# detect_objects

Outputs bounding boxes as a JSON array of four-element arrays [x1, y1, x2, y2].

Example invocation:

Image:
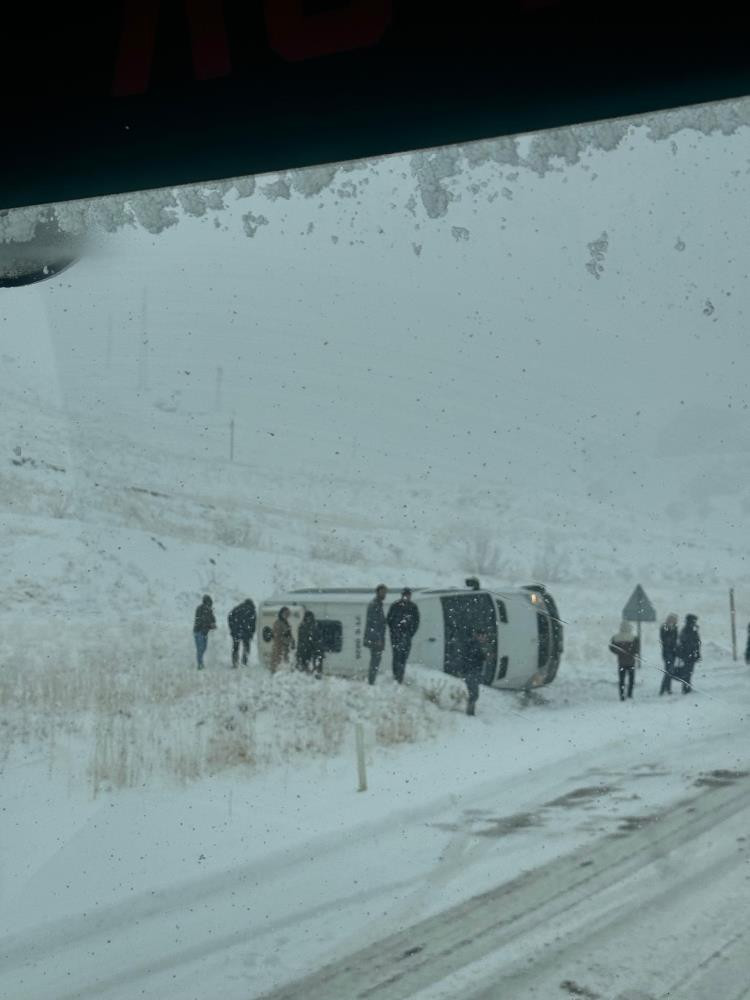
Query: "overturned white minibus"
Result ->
[[258, 581, 562, 689]]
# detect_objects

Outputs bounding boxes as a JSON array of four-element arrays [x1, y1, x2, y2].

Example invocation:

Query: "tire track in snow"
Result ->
[[257, 775, 750, 999]]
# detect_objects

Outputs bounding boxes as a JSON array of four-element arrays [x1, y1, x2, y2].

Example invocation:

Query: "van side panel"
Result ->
[[258, 588, 561, 690]]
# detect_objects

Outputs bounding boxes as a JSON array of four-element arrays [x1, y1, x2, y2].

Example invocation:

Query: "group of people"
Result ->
[[192, 585, 492, 717], [268, 606, 326, 676], [363, 585, 421, 685], [608, 613, 702, 700], [196, 591, 744, 714], [364, 585, 485, 715], [193, 595, 257, 670], [192, 596, 326, 676]]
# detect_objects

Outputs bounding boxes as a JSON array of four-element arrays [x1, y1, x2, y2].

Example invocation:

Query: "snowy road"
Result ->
[[2, 685, 749, 1000], [260, 771, 750, 1000]]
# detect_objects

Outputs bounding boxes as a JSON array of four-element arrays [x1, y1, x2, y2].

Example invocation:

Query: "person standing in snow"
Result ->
[[609, 621, 639, 701], [677, 613, 701, 694], [296, 609, 324, 674], [228, 598, 256, 668], [745, 622, 750, 666], [386, 588, 420, 683], [658, 612, 679, 695], [463, 626, 488, 716], [270, 606, 295, 673], [193, 594, 216, 669], [364, 584, 388, 685]]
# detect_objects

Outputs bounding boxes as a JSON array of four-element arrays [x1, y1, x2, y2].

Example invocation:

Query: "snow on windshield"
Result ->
[[3, 95, 750, 241]]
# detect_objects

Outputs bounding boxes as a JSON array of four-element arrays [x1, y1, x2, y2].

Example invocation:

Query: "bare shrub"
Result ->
[[309, 536, 366, 566], [458, 528, 505, 577], [212, 513, 262, 549], [418, 675, 466, 712], [47, 489, 78, 519], [421, 679, 446, 706], [532, 532, 566, 583]]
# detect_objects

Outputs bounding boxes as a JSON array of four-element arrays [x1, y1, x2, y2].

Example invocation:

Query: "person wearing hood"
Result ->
[[659, 613, 679, 695], [228, 598, 256, 668], [609, 621, 640, 701], [677, 613, 701, 694], [193, 594, 216, 669], [386, 588, 420, 683], [271, 606, 295, 673]]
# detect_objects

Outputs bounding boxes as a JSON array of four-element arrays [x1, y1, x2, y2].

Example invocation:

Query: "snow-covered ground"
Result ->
[[2, 107, 750, 998], [3, 655, 748, 999]]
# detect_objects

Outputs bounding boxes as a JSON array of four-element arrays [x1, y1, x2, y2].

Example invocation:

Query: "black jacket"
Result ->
[[228, 601, 256, 639], [194, 602, 216, 634], [387, 599, 420, 645], [297, 615, 323, 662], [609, 636, 639, 669], [746, 625, 750, 665], [678, 623, 701, 663], [659, 624, 678, 657], [364, 598, 386, 648]]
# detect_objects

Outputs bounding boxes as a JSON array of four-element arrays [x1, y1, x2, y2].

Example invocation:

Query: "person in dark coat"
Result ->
[[677, 613, 701, 694], [609, 621, 639, 701], [228, 598, 256, 668], [193, 594, 216, 669], [745, 622, 750, 666], [364, 584, 387, 685], [463, 627, 488, 716], [297, 610, 324, 675], [658, 612, 679, 695], [386, 588, 420, 683]]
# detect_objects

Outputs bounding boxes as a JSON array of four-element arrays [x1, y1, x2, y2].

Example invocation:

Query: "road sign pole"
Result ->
[[622, 585, 656, 677], [637, 621, 642, 669]]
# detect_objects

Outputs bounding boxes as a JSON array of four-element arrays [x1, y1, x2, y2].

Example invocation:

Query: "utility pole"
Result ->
[[106, 314, 112, 369], [215, 366, 224, 411], [138, 289, 149, 392], [730, 587, 737, 661], [230, 416, 235, 462]]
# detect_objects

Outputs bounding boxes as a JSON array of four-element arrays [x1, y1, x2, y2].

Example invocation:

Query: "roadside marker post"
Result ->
[[355, 722, 367, 793]]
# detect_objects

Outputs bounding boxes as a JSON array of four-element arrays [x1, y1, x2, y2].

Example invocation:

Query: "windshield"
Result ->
[[2, 99, 749, 1000]]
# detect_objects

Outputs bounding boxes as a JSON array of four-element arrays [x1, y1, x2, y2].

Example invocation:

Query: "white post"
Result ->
[[730, 587, 737, 661], [230, 417, 235, 463], [355, 722, 367, 792]]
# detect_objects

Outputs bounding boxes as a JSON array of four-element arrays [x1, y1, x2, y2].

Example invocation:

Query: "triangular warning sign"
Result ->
[[622, 584, 656, 623]]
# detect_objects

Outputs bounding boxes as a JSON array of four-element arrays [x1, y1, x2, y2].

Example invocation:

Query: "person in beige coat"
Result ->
[[271, 606, 295, 672]]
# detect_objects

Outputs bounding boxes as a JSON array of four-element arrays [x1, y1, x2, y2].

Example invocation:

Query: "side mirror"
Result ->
[[0, 213, 81, 288]]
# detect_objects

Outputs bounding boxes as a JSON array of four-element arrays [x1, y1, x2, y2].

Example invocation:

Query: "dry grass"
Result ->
[[0, 624, 446, 796]]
